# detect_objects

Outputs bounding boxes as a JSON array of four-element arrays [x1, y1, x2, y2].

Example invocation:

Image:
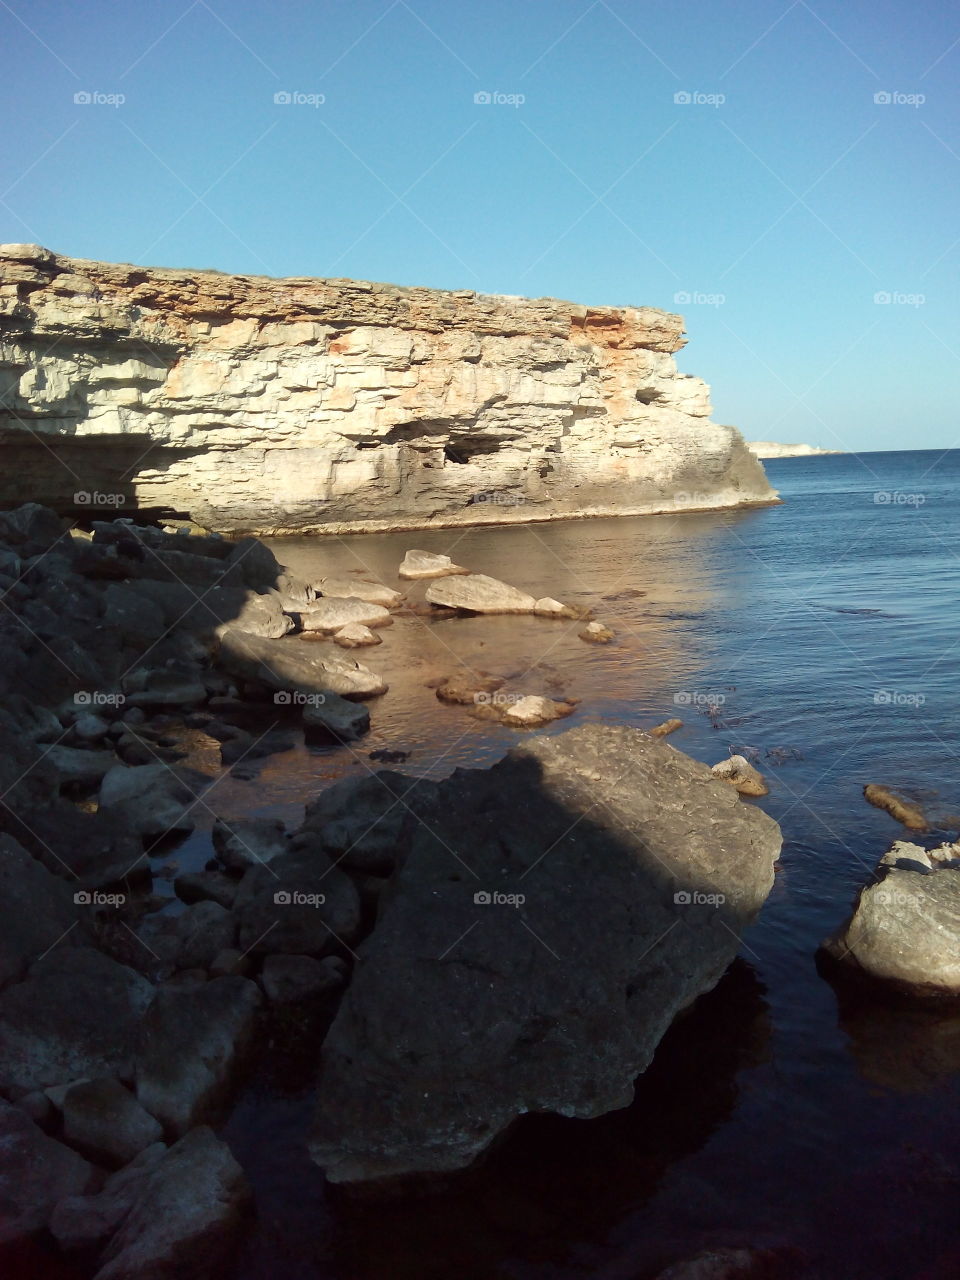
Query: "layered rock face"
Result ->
[[0, 244, 775, 534]]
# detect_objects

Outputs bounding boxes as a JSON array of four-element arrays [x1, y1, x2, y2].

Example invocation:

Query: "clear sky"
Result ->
[[2, 1, 957, 451]]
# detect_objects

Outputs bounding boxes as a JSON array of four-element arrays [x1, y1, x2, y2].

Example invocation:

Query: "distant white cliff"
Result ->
[[747, 441, 843, 459]]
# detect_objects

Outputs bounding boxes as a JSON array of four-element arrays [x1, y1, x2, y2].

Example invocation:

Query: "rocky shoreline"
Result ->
[[1, 502, 955, 1278]]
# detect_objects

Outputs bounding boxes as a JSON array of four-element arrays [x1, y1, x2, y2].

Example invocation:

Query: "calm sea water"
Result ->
[[216, 449, 960, 1280]]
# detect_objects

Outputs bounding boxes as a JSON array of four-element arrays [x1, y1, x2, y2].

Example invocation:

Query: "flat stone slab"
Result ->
[[311, 723, 782, 1184], [218, 628, 387, 699], [425, 573, 536, 614]]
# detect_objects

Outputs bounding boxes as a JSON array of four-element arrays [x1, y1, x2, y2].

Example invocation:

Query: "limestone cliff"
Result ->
[[0, 244, 775, 534], [747, 441, 842, 459]]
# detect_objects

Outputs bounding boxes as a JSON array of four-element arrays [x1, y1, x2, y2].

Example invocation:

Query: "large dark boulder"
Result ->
[[310, 723, 782, 1184], [0, 1099, 99, 1244], [0, 948, 154, 1095]]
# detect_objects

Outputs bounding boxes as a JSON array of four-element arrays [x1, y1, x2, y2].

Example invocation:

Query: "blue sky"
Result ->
[[2, 0, 958, 451]]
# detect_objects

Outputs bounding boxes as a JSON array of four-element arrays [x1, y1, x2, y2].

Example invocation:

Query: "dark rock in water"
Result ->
[[97, 763, 209, 841], [58, 1077, 163, 1168], [0, 948, 154, 1095], [369, 748, 410, 763], [0, 833, 80, 990], [134, 977, 262, 1137], [295, 770, 439, 876], [51, 1128, 250, 1278], [232, 849, 362, 957], [310, 723, 782, 1185], [212, 816, 288, 872], [174, 870, 240, 910], [0, 1098, 99, 1244]]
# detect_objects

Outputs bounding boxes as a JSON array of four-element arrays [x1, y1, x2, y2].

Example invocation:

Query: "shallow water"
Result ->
[[208, 450, 958, 1279]]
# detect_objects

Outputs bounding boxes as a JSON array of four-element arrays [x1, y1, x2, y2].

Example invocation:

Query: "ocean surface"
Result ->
[[195, 449, 958, 1280]]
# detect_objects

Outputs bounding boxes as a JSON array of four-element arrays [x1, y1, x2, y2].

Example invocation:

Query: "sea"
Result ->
[[178, 449, 960, 1280]]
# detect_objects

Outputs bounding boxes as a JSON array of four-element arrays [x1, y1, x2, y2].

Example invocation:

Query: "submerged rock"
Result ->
[[579, 620, 615, 643], [398, 550, 467, 579], [299, 597, 391, 633], [333, 621, 382, 648], [315, 576, 403, 607], [425, 572, 536, 614], [311, 722, 781, 1184], [863, 783, 928, 831], [712, 754, 769, 797]]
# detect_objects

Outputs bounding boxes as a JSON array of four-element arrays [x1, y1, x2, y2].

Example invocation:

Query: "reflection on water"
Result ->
[[195, 452, 960, 1278]]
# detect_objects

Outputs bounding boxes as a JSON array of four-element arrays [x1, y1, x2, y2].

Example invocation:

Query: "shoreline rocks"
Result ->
[[310, 722, 782, 1185]]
